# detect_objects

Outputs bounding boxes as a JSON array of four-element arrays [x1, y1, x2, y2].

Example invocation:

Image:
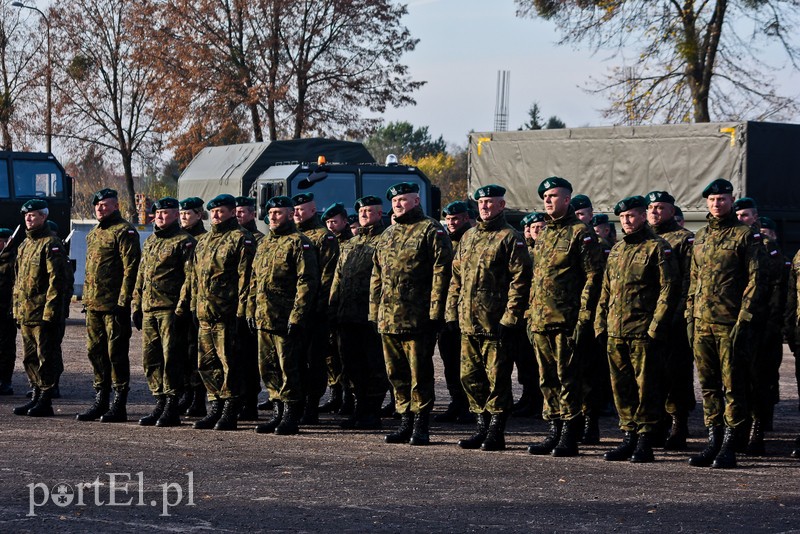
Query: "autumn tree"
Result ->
[[365, 121, 447, 164], [401, 148, 467, 207], [516, 0, 800, 123]]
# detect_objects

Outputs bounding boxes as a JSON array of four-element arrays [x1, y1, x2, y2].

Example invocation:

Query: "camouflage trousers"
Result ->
[[326, 327, 345, 389], [529, 329, 582, 422], [338, 323, 388, 406], [141, 310, 184, 396], [382, 332, 436, 414], [749, 323, 782, 419], [197, 319, 242, 400], [663, 318, 696, 417], [0, 317, 17, 384], [86, 310, 131, 391], [460, 335, 513, 415], [20, 323, 59, 390], [301, 313, 330, 402], [513, 329, 539, 389], [437, 326, 469, 408], [607, 337, 663, 434], [239, 319, 261, 403], [693, 321, 749, 428], [257, 330, 303, 404], [182, 318, 203, 389], [580, 333, 612, 418]]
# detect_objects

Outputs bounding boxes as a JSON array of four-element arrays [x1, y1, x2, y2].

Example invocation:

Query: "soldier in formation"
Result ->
[[0, 227, 17, 396]]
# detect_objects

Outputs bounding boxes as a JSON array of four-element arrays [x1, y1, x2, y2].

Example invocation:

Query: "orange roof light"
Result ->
[[317, 155, 326, 165]]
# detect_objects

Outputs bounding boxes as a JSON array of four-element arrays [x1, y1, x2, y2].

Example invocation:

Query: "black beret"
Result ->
[[206, 194, 236, 210], [591, 214, 610, 226], [291, 192, 315, 206], [474, 184, 506, 200], [570, 194, 592, 210], [347, 214, 358, 224], [674, 206, 684, 217], [92, 188, 118, 205], [235, 196, 256, 208], [613, 195, 647, 216], [733, 197, 757, 211], [321, 202, 347, 221], [386, 181, 420, 200], [21, 199, 48, 213], [702, 178, 734, 198], [0, 228, 12, 239], [537, 176, 572, 199], [645, 191, 675, 205], [265, 196, 294, 209], [151, 196, 179, 212], [442, 201, 469, 217], [355, 195, 383, 210], [759, 216, 776, 230], [179, 197, 204, 210], [47, 220, 59, 233]]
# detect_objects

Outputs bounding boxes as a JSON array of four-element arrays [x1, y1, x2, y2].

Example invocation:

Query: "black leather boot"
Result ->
[[185, 386, 207, 417], [630, 432, 655, 463], [257, 398, 274, 411], [100, 389, 128, 423], [156, 395, 182, 427], [551, 417, 581, 457], [76, 389, 110, 421], [300, 395, 320, 425], [481, 413, 508, 451], [604, 431, 638, 461], [581, 415, 600, 445], [338, 387, 355, 416], [410, 411, 430, 446], [256, 401, 284, 434], [214, 398, 239, 431], [712, 426, 738, 469], [353, 398, 383, 430], [139, 396, 166, 426], [275, 402, 301, 435], [458, 412, 490, 450], [318, 385, 342, 413], [238, 395, 259, 421], [435, 400, 471, 423], [14, 387, 40, 415], [27, 388, 54, 417], [177, 389, 193, 414], [689, 426, 724, 467], [745, 418, 765, 456], [528, 419, 562, 455], [664, 414, 689, 451], [385, 411, 414, 444], [194, 398, 223, 429]]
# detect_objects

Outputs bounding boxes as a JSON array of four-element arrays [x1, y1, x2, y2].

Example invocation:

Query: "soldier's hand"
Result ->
[[445, 320, 459, 333], [595, 330, 608, 351], [132, 310, 143, 331], [113, 305, 130, 325], [686, 320, 694, 346], [572, 320, 591, 348], [498, 324, 516, 343], [731, 320, 750, 349], [247, 317, 257, 333], [287, 323, 304, 339]]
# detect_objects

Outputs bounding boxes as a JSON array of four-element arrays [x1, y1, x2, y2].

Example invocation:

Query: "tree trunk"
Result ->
[[121, 152, 138, 223]]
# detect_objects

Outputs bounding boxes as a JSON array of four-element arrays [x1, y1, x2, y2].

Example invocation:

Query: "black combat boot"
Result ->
[[139, 395, 166, 426], [481, 413, 508, 452], [630, 433, 655, 463], [338, 387, 355, 416], [604, 431, 638, 461], [27, 388, 54, 417], [300, 395, 320, 425], [214, 398, 239, 431], [318, 385, 343, 413], [100, 389, 128, 423], [256, 401, 284, 434], [734, 419, 751, 453], [354, 398, 383, 430], [238, 395, 259, 421], [185, 386, 207, 417], [745, 418, 765, 456], [458, 412, 490, 450], [528, 419, 562, 455], [385, 411, 414, 444], [711, 426, 738, 469], [177, 389, 193, 414], [581, 415, 600, 445], [76, 389, 111, 421], [689, 426, 724, 467], [664, 414, 689, 451], [14, 388, 41, 415], [275, 402, 301, 435], [551, 417, 581, 457], [257, 398, 274, 411], [409, 411, 431, 446], [156, 395, 182, 427], [194, 398, 223, 429]]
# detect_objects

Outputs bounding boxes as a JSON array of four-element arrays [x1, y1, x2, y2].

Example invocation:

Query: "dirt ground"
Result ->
[[1, 303, 799, 533]]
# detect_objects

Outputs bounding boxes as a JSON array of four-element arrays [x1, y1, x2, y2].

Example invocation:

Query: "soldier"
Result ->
[[446, 185, 531, 451], [45, 220, 73, 399], [370, 181, 453, 446], [248, 196, 319, 436], [132, 197, 196, 427], [330, 195, 388, 429], [646, 190, 696, 450], [595, 196, 678, 462], [686, 178, 762, 469], [592, 214, 614, 250], [527, 177, 605, 458], [0, 228, 17, 395], [435, 200, 473, 424], [11, 200, 69, 417], [347, 213, 360, 236], [674, 206, 686, 228], [190, 194, 255, 431], [570, 194, 594, 225], [77, 189, 141, 423]]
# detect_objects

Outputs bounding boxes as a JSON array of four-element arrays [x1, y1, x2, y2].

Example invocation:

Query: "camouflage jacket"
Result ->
[[448, 222, 472, 254], [595, 225, 678, 340], [83, 211, 141, 311], [247, 221, 319, 331], [330, 222, 385, 324], [190, 216, 255, 322], [652, 219, 694, 317], [49, 229, 74, 316], [525, 237, 536, 263], [0, 246, 16, 319], [241, 220, 265, 245], [13, 225, 69, 324], [760, 236, 788, 328], [298, 215, 339, 313], [686, 212, 763, 325], [598, 235, 613, 259], [784, 249, 800, 346], [528, 207, 605, 332], [369, 206, 453, 334], [184, 221, 207, 238], [132, 221, 196, 314], [445, 213, 532, 335]]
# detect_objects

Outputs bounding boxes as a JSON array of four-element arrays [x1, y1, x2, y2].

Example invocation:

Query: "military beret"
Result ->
[[321, 202, 347, 221], [702, 178, 734, 198], [386, 181, 420, 200], [235, 196, 256, 208], [46, 220, 59, 233], [645, 191, 675, 205], [206, 194, 236, 210], [733, 197, 757, 211], [151, 196, 179, 213], [354, 195, 383, 210], [537, 176, 572, 199], [759, 216, 777, 230], [265, 196, 294, 209], [519, 212, 546, 229], [442, 201, 469, 217], [613, 195, 647, 216], [0, 228, 12, 239], [474, 184, 506, 200], [20, 198, 48, 213], [591, 213, 610, 226], [179, 197, 204, 210], [291, 192, 314, 206], [468, 208, 479, 220], [570, 194, 592, 211], [347, 214, 358, 224], [674, 206, 684, 217], [92, 188, 118, 205]]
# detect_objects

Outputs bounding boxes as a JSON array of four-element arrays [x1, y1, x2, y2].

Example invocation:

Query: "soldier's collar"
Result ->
[[545, 206, 577, 227], [154, 220, 181, 237], [394, 206, 425, 224], [622, 224, 652, 244], [98, 210, 123, 229], [360, 221, 385, 237], [297, 214, 323, 232], [707, 211, 738, 229], [448, 222, 471, 242], [25, 224, 50, 239], [211, 216, 239, 233], [269, 220, 297, 236], [651, 218, 680, 234], [477, 212, 506, 231]]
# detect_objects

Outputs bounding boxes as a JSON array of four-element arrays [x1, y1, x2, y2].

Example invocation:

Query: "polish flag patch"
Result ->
[[583, 236, 593, 243], [753, 233, 761, 240], [664, 249, 672, 256], [51, 247, 60, 252], [127, 230, 136, 235], [516, 240, 525, 247], [770, 249, 778, 256], [688, 237, 695, 243], [302, 243, 310, 250]]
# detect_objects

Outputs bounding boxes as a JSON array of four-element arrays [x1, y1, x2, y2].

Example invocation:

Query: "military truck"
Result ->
[[177, 138, 440, 233], [468, 121, 800, 254]]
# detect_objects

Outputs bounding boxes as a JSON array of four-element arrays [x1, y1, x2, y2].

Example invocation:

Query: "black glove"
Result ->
[[445, 320, 459, 333], [132, 310, 143, 331], [731, 320, 750, 350], [192, 312, 200, 330], [287, 323, 304, 339], [113, 305, 130, 326], [572, 320, 592, 348], [498, 323, 516, 343], [427, 319, 444, 334], [247, 317, 257, 333], [686, 319, 694, 346], [595, 330, 608, 351]]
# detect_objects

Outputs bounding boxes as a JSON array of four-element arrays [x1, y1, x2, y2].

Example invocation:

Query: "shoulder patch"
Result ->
[[51, 246, 60, 252], [583, 236, 593, 243], [244, 240, 253, 245], [664, 248, 672, 256], [515, 240, 525, 247], [184, 242, 194, 248], [127, 229, 136, 235], [302, 243, 310, 250], [436, 229, 445, 235], [687, 237, 695, 243], [770, 249, 778, 256], [326, 235, 335, 241], [753, 232, 761, 240]]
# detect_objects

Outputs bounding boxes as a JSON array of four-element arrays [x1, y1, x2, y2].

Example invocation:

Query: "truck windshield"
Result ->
[[362, 173, 427, 215], [12, 160, 65, 199], [290, 171, 357, 214]]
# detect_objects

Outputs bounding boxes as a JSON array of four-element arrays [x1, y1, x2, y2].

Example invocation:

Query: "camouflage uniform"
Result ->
[[326, 225, 354, 399], [83, 210, 141, 393], [181, 220, 206, 392], [785, 250, 800, 405], [595, 225, 678, 434], [239, 220, 265, 413], [49, 228, 74, 387], [514, 238, 541, 412], [0, 243, 17, 389], [369, 205, 453, 415]]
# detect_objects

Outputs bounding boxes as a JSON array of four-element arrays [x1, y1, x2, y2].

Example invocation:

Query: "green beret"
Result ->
[[442, 201, 469, 217], [591, 214, 610, 226], [266, 196, 294, 209], [0, 228, 11, 239], [321, 202, 347, 221], [759, 216, 776, 230], [702, 178, 733, 198], [537, 176, 572, 199], [151, 196, 179, 213], [92, 188, 118, 205], [235, 196, 256, 208], [347, 214, 358, 224], [291, 192, 314, 206], [46, 220, 59, 233], [733, 197, 757, 211], [355, 196, 383, 210], [206, 194, 236, 210], [613, 195, 647, 216], [386, 181, 420, 200], [520, 212, 545, 229], [674, 206, 684, 217], [21, 199, 48, 213], [474, 184, 506, 200], [570, 194, 592, 210], [179, 197, 204, 210], [645, 191, 675, 205]]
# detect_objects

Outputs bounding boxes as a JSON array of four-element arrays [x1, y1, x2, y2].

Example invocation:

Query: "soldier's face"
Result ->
[[478, 197, 505, 221], [445, 212, 469, 234], [24, 210, 47, 230], [180, 209, 202, 228], [0, 238, 7, 252], [269, 207, 293, 229], [530, 221, 546, 240], [620, 208, 647, 234], [707, 194, 733, 218], [574, 207, 593, 224], [761, 227, 777, 240], [523, 225, 531, 239], [155, 208, 179, 229], [210, 206, 234, 225], [736, 208, 758, 227], [350, 222, 360, 234], [236, 206, 256, 225], [293, 202, 315, 223], [94, 198, 118, 221], [392, 193, 419, 217], [325, 214, 348, 234], [647, 201, 675, 226], [359, 205, 382, 226], [594, 223, 611, 239], [543, 188, 570, 218]]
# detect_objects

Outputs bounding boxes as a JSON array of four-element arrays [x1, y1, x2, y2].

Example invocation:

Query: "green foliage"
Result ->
[[365, 121, 447, 163]]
